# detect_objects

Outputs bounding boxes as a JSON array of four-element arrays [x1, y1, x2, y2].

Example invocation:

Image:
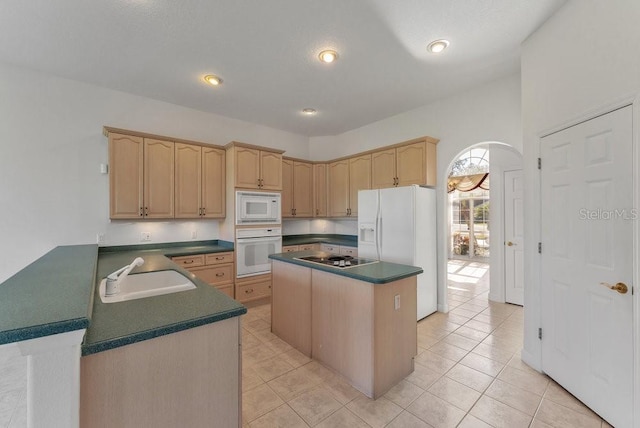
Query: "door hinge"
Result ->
[[538, 242, 542, 254], [537, 157, 541, 170], [538, 328, 543, 340]]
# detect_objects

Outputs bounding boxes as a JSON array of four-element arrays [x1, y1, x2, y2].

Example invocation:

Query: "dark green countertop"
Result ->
[[270, 250, 423, 284], [282, 234, 357, 247], [83, 245, 245, 356], [0, 240, 245, 354], [0, 245, 97, 344]]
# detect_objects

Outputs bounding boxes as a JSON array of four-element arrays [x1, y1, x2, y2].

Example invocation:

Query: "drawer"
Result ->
[[282, 245, 299, 253], [205, 252, 234, 265], [339, 246, 358, 257], [172, 254, 205, 268], [299, 244, 319, 251], [190, 265, 233, 285], [320, 244, 338, 253], [236, 280, 271, 302]]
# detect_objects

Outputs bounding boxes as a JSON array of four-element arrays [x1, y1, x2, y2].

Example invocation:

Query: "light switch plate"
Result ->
[[394, 294, 400, 310]]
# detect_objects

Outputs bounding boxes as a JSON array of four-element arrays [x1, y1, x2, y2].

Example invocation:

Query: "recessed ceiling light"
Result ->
[[204, 74, 223, 86], [318, 50, 338, 63], [302, 108, 317, 115], [427, 39, 450, 54]]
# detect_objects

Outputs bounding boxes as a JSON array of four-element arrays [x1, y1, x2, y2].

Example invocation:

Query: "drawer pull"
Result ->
[[216, 256, 224, 260], [216, 273, 225, 277], [183, 260, 194, 264], [245, 288, 254, 294]]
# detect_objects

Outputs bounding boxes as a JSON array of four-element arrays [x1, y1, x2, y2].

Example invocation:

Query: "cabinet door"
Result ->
[[328, 160, 349, 217], [348, 154, 371, 216], [293, 161, 314, 217], [144, 139, 175, 218], [202, 147, 226, 218], [109, 133, 144, 219], [281, 159, 294, 217], [174, 143, 202, 218], [371, 149, 396, 189], [425, 141, 437, 186], [234, 147, 260, 189], [396, 141, 427, 187], [314, 164, 328, 217], [260, 151, 283, 190]]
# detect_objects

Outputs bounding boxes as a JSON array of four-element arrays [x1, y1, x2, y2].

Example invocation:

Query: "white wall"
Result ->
[[0, 62, 309, 282], [309, 74, 523, 311], [520, 0, 640, 369]]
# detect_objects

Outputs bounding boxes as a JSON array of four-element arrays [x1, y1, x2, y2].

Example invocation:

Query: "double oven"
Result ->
[[235, 191, 282, 278]]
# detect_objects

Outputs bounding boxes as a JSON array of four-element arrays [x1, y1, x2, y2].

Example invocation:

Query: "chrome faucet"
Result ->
[[105, 257, 144, 296]]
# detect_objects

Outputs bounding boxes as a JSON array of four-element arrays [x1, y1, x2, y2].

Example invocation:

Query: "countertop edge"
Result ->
[[0, 318, 90, 346], [270, 253, 423, 284], [81, 306, 246, 356]]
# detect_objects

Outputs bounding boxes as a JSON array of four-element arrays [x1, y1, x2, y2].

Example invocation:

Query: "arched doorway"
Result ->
[[445, 142, 523, 309]]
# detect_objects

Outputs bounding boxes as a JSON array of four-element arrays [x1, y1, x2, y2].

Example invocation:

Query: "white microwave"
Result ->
[[236, 191, 281, 225]]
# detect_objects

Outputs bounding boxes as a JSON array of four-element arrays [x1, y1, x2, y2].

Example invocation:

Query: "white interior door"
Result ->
[[540, 106, 633, 427], [504, 169, 524, 305]]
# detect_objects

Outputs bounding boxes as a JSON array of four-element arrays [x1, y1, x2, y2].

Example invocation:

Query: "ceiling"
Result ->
[[0, 0, 565, 137]]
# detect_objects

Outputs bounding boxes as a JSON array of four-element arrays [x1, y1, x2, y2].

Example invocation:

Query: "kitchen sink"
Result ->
[[98, 270, 196, 303]]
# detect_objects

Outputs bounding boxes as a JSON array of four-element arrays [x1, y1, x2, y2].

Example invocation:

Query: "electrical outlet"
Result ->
[[140, 232, 151, 242], [191, 230, 197, 239], [96, 233, 105, 245], [394, 294, 400, 310]]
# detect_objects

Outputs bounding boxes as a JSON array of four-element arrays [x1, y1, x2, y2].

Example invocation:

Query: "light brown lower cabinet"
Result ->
[[236, 272, 272, 303], [271, 260, 417, 399], [173, 251, 234, 297], [80, 317, 241, 427]]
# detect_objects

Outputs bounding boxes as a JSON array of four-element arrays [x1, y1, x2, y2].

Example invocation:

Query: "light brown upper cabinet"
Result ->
[[282, 159, 314, 218], [328, 159, 349, 217], [328, 154, 371, 217], [175, 143, 225, 218], [109, 133, 174, 219], [314, 163, 328, 217], [347, 154, 371, 217], [371, 139, 438, 188], [234, 146, 282, 190]]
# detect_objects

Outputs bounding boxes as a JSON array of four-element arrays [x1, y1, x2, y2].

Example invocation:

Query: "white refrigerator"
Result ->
[[358, 185, 437, 320]]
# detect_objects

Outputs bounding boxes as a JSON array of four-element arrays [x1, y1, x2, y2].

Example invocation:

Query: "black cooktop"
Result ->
[[295, 254, 379, 269]]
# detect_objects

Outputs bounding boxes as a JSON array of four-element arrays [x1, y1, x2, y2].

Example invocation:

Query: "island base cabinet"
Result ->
[[80, 318, 241, 428], [311, 270, 417, 399], [271, 261, 312, 356]]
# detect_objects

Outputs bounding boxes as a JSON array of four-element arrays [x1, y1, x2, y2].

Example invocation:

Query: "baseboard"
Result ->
[[520, 347, 542, 372]]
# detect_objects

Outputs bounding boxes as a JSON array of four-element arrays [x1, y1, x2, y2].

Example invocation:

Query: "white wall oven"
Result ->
[[235, 228, 282, 278], [236, 191, 281, 225]]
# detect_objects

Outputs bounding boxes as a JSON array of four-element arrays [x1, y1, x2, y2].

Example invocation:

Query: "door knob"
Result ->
[[506, 241, 516, 246], [600, 282, 628, 294]]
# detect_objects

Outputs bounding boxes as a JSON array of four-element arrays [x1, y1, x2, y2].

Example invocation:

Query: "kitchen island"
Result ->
[[269, 250, 423, 399]]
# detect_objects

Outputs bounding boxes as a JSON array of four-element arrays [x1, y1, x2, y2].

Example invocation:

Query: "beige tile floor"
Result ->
[[241, 259, 614, 428]]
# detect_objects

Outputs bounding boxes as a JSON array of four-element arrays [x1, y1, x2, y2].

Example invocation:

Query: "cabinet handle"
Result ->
[[202, 207, 206, 216], [139, 207, 143, 217], [183, 260, 194, 264], [144, 207, 149, 216], [294, 208, 297, 216], [316, 208, 319, 215], [216, 273, 225, 277], [216, 256, 224, 260], [245, 288, 254, 294]]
